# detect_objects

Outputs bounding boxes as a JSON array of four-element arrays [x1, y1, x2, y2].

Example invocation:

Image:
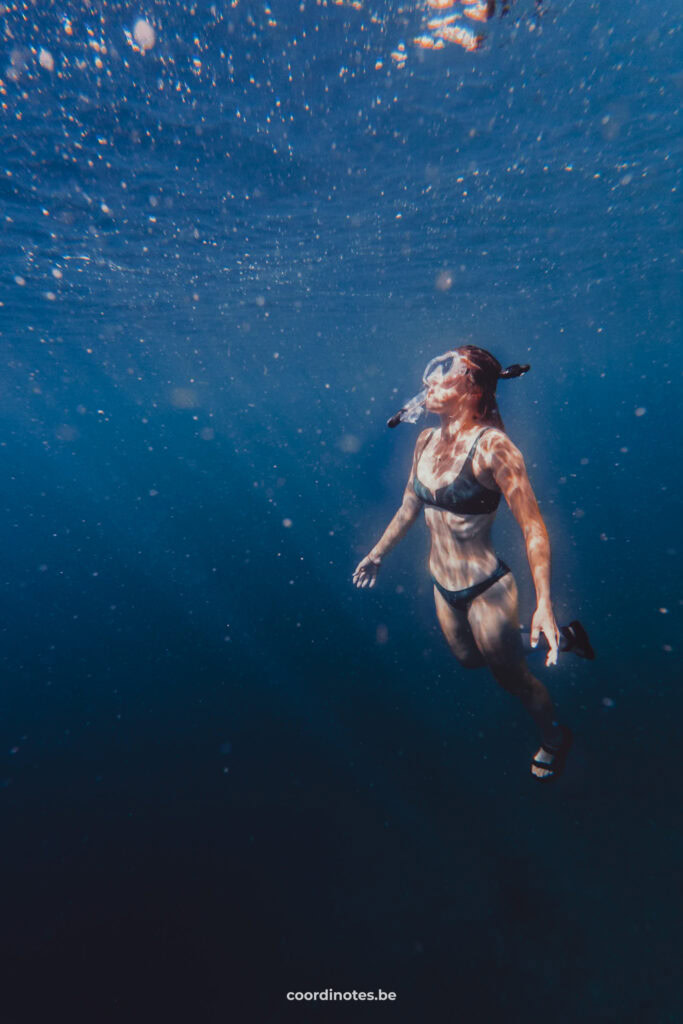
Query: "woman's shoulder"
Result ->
[[479, 423, 507, 438], [476, 426, 525, 469], [479, 424, 512, 448], [415, 426, 435, 451], [410, 427, 435, 470]]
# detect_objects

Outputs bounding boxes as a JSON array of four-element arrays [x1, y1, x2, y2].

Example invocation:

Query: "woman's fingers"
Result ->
[[352, 561, 367, 584], [543, 626, 560, 666], [531, 608, 560, 664], [352, 556, 380, 588], [353, 559, 371, 585]]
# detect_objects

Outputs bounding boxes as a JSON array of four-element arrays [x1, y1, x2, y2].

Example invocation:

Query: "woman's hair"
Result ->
[[458, 345, 530, 430]]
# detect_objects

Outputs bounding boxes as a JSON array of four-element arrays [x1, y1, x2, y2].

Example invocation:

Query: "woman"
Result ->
[[353, 346, 592, 781]]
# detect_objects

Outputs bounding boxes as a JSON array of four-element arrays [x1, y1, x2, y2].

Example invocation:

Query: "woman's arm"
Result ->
[[485, 432, 560, 664], [352, 428, 430, 588]]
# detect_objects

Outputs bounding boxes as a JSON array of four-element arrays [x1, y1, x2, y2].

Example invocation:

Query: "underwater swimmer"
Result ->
[[353, 346, 593, 781]]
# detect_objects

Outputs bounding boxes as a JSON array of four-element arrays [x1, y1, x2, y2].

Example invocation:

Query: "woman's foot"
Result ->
[[531, 725, 573, 780]]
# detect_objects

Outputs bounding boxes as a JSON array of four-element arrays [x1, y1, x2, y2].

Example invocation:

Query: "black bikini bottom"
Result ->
[[432, 559, 511, 612]]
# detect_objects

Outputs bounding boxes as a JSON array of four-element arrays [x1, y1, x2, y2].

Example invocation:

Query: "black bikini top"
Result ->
[[413, 427, 501, 515]]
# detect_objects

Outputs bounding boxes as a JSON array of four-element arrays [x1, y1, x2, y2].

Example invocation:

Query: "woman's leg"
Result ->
[[465, 572, 564, 777], [433, 586, 486, 669]]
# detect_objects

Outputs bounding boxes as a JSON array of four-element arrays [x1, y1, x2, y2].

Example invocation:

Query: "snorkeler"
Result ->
[[353, 347, 593, 781]]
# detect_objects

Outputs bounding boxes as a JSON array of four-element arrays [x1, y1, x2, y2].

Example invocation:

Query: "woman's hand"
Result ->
[[531, 602, 560, 666], [352, 553, 382, 589]]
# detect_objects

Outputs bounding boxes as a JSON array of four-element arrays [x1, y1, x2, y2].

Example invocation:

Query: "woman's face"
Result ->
[[423, 350, 474, 413]]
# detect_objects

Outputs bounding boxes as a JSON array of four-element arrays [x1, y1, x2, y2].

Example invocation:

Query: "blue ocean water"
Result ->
[[1, 1, 681, 1020]]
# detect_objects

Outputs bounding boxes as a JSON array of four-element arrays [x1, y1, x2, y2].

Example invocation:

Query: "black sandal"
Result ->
[[561, 621, 595, 660], [531, 725, 573, 781]]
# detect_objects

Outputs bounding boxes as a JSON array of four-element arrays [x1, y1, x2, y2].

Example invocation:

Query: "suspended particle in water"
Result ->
[[170, 387, 198, 408], [601, 697, 615, 708], [428, 13, 460, 30], [390, 42, 407, 65], [435, 269, 453, 292], [465, 1, 495, 24], [282, 518, 293, 528], [6, 48, 28, 81], [133, 19, 156, 51], [56, 423, 79, 444], [414, 35, 444, 50], [376, 624, 389, 645], [338, 434, 361, 453], [39, 48, 55, 71], [435, 23, 483, 51], [634, 407, 646, 417]]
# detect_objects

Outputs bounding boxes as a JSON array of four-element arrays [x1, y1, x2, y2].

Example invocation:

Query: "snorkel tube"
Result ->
[[387, 387, 428, 428]]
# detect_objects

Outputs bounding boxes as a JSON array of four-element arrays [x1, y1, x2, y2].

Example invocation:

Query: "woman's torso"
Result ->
[[414, 426, 503, 589]]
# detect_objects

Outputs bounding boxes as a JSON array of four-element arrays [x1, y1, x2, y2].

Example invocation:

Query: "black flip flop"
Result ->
[[531, 725, 573, 781]]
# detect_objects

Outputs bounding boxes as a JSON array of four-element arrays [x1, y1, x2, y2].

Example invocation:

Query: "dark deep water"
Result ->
[[1, 1, 681, 1020]]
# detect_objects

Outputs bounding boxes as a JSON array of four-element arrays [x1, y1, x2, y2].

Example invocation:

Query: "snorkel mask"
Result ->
[[387, 351, 468, 428]]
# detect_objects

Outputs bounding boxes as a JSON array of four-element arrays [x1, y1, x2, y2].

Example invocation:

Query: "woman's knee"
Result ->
[[454, 647, 486, 669], [489, 662, 548, 705]]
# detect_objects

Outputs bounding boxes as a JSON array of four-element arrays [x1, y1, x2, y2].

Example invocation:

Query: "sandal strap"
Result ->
[[540, 727, 572, 758]]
